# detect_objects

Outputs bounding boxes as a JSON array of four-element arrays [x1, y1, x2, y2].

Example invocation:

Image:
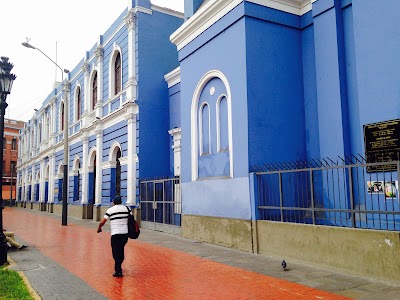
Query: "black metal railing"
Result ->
[[139, 177, 181, 226], [252, 155, 400, 231]]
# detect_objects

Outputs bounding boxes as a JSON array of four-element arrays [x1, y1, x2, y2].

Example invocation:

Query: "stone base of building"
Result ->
[[182, 215, 253, 253], [256, 221, 400, 284], [181, 215, 400, 283]]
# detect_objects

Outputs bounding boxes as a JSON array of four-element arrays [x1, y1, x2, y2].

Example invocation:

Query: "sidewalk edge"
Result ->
[[6, 256, 41, 300]]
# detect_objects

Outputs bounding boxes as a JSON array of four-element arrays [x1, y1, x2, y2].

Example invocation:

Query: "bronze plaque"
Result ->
[[364, 119, 400, 172]]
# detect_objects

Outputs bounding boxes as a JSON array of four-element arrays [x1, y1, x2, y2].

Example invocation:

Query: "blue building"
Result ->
[[18, 0, 400, 282], [17, 0, 183, 218]]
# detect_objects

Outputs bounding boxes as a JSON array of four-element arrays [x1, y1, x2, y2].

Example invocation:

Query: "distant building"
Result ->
[[17, 0, 183, 217], [3, 118, 24, 204]]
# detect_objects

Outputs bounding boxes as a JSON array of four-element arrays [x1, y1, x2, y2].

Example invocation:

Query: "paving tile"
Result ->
[[4, 207, 400, 299]]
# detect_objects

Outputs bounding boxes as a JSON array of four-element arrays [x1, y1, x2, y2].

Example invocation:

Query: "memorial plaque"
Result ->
[[364, 119, 400, 172]]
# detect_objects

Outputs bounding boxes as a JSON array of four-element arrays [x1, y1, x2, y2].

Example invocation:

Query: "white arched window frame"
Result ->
[[72, 155, 81, 172], [45, 164, 50, 181], [46, 115, 50, 140], [216, 94, 228, 152], [90, 70, 98, 112], [59, 101, 65, 132], [191, 70, 233, 181], [109, 45, 123, 98], [57, 163, 64, 178], [109, 141, 122, 163], [198, 102, 211, 156], [74, 84, 82, 122], [38, 123, 42, 144]]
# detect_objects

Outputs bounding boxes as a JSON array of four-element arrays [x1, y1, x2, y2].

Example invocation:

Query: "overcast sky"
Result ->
[[0, 0, 184, 122]]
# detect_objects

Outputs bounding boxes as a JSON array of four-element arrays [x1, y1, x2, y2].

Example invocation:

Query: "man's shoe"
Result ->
[[18, 245, 28, 250], [113, 272, 123, 277]]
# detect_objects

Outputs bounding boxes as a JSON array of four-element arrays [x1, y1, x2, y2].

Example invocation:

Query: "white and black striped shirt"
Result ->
[[104, 205, 130, 235]]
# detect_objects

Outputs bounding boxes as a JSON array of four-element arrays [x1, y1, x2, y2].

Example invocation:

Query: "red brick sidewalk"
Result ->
[[4, 208, 349, 300]]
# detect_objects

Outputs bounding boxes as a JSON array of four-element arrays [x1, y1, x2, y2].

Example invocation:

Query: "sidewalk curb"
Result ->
[[6, 256, 41, 300]]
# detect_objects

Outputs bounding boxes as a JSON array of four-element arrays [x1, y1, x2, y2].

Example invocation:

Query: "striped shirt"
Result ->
[[104, 204, 130, 235]]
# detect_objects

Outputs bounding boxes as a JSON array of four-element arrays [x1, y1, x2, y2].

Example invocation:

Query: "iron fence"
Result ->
[[252, 155, 400, 231], [139, 177, 181, 226]]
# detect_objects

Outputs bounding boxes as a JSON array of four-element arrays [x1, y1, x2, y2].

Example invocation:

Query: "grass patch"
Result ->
[[0, 267, 33, 300]]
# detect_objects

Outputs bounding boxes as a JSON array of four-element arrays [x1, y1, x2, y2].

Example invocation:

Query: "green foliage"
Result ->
[[0, 268, 33, 300]]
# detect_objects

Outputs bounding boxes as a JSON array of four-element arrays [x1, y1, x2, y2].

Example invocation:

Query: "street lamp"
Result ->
[[22, 42, 70, 226], [0, 56, 17, 266]]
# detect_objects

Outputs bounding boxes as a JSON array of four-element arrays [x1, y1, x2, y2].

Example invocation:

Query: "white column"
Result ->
[[124, 10, 138, 103], [25, 172, 29, 201], [81, 60, 90, 127], [81, 136, 89, 203], [95, 44, 103, 118], [39, 160, 45, 202], [50, 98, 57, 146], [48, 154, 55, 203], [31, 175, 35, 202], [95, 129, 103, 204], [168, 128, 182, 177], [16, 172, 20, 202], [125, 112, 138, 205]]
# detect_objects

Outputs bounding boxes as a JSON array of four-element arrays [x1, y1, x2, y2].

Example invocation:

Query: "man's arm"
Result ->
[[97, 218, 107, 233]]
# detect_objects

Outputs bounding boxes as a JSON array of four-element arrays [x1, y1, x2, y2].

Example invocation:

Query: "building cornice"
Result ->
[[164, 67, 181, 88], [151, 5, 184, 19], [171, 0, 312, 51]]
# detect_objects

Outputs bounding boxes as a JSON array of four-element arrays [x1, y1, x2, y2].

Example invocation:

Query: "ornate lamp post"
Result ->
[[22, 42, 70, 226], [0, 56, 16, 265]]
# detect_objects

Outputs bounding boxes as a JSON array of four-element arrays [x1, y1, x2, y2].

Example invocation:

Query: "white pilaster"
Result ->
[[95, 45, 104, 118], [50, 97, 57, 146], [48, 153, 55, 203], [39, 161, 45, 202], [81, 136, 89, 203], [168, 128, 182, 176], [95, 129, 103, 204], [82, 60, 90, 127], [124, 10, 138, 103], [31, 176, 35, 202], [126, 112, 138, 205]]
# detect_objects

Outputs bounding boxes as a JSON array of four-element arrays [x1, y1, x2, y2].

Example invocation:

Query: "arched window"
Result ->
[[76, 87, 81, 120], [60, 102, 64, 131], [116, 149, 121, 196], [38, 124, 42, 142], [11, 138, 16, 150], [217, 96, 229, 151], [92, 71, 98, 110], [73, 160, 81, 201], [46, 116, 50, 140], [114, 53, 121, 95], [199, 103, 210, 155], [191, 72, 233, 180]]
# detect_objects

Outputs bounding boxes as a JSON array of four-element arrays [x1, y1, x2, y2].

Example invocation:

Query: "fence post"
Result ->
[[348, 166, 356, 228], [309, 170, 315, 225], [249, 173, 259, 254], [279, 173, 283, 222]]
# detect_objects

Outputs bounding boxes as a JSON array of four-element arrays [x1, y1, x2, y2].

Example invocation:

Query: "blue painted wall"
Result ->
[[245, 6, 306, 167], [351, 0, 400, 149], [179, 6, 251, 219], [136, 10, 183, 179]]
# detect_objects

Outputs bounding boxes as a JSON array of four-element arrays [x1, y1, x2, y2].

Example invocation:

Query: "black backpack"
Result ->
[[126, 206, 140, 239]]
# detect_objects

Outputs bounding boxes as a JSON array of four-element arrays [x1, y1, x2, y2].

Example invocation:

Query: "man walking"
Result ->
[[97, 196, 130, 277]]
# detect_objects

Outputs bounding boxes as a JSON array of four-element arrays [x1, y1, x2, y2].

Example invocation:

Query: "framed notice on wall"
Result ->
[[364, 119, 400, 172]]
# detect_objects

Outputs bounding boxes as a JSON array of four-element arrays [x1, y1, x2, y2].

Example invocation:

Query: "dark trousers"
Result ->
[[111, 234, 128, 273]]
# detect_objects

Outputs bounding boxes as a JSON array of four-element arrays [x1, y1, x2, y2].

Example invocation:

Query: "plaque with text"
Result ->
[[364, 119, 400, 172]]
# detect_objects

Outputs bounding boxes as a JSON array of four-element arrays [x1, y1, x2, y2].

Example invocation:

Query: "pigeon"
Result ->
[[281, 260, 287, 270]]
